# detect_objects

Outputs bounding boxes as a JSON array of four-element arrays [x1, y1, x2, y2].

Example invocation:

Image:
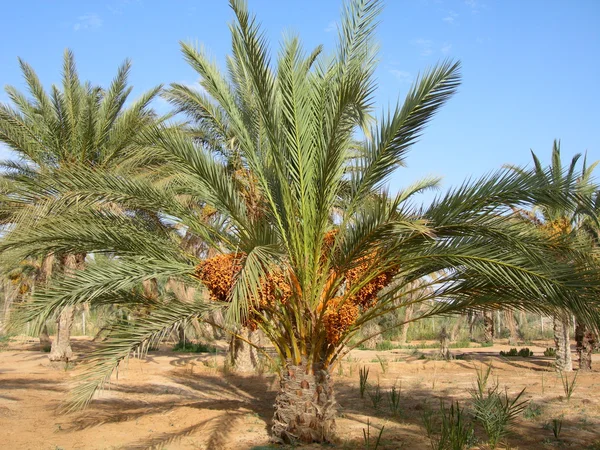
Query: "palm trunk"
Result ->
[[230, 327, 260, 373], [468, 311, 475, 341], [439, 326, 451, 360], [575, 321, 595, 371], [38, 254, 54, 350], [504, 309, 522, 345], [553, 314, 573, 372], [361, 321, 382, 350], [1, 280, 15, 336], [449, 314, 464, 342], [483, 311, 494, 344], [39, 324, 51, 350], [398, 303, 414, 344], [49, 305, 75, 362], [272, 358, 336, 444], [49, 253, 84, 362]]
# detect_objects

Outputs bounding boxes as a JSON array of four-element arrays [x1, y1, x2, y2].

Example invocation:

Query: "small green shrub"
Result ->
[[363, 419, 385, 450], [422, 400, 476, 450], [0, 334, 13, 351], [543, 347, 556, 357], [523, 402, 543, 419], [359, 366, 370, 399], [375, 340, 394, 351], [172, 341, 216, 353], [480, 342, 493, 348], [560, 371, 578, 401], [369, 383, 383, 409], [552, 417, 563, 440], [41, 345, 51, 353], [450, 340, 471, 349], [387, 384, 402, 417], [469, 365, 528, 449], [499, 347, 532, 357], [499, 348, 519, 357]]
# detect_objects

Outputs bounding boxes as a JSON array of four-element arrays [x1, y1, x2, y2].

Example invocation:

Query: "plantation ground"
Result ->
[[1, 337, 599, 449]]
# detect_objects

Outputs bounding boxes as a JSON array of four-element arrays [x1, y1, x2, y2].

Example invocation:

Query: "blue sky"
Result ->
[[1, 0, 599, 202]]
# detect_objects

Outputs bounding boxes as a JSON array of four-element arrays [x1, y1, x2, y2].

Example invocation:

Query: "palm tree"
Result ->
[[3, 0, 600, 444], [576, 189, 600, 370], [508, 140, 599, 371], [0, 50, 162, 361]]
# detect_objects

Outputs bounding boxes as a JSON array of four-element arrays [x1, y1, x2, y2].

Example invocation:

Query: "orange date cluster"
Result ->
[[194, 230, 394, 344]]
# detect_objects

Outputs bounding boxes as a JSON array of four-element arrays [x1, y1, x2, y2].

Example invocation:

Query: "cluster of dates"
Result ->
[[194, 230, 394, 343]]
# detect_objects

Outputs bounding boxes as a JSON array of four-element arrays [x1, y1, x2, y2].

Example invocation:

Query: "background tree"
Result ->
[[508, 141, 598, 371], [0, 50, 162, 361], [575, 189, 600, 370]]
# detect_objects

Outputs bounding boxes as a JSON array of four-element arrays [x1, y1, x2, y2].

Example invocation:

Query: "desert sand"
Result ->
[[1, 337, 599, 449]]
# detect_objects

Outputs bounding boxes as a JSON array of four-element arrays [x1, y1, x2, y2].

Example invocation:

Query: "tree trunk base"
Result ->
[[230, 328, 261, 373], [49, 306, 74, 362], [39, 323, 52, 351], [483, 311, 494, 344], [554, 315, 573, 372], [576, 321, 595, 371], [271, 359, 337, 444]]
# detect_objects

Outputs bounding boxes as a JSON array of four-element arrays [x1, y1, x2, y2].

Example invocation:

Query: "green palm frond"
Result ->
[[12, 256, 197, 329], [67, 298, 220, 411]]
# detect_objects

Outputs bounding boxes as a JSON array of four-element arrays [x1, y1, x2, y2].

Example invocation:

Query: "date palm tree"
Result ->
[[508, 140, 599, 371], [0, 49, 163, 361], [3, 0, 600, 444], [576, 189, 600, 370]]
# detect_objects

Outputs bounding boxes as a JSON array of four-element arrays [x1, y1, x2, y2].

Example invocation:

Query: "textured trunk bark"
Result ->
[[38, 254, 54, 349], [272, 359, 336, 444], [209, 309, 226, 340], [49, 305, 75, 362], [468, 311, 475, 341], [398, 304, 414, 344], [0, 281, 12, 335], [553, 315, 573, 372], [439, 326, 451, 360], [575, 321, 595, 371], [39, 324, 52, 350], [483, 311, 494, 344], [504, 309, 522, 345], [230, 327, 260, 373], [49, 253, 83, 362], [449, 314, 465, 341], [360, 321, 382, 350]]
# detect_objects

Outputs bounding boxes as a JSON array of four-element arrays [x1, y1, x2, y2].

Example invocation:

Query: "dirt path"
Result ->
[[1, 337, 599, 449]]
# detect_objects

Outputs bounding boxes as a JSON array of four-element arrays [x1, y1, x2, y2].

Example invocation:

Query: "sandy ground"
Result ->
[[1, 337, 599, 450]]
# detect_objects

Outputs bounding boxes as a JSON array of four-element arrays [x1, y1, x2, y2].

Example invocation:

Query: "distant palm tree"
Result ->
[[575, 189, 600, 370], [0, 50, 163, 361], [507, 140, 598, 371], [3, 0, 600, 444]]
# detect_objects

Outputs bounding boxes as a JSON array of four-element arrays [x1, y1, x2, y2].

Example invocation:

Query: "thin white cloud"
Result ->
[[73, 14, 103, 31], [465, 0, 485, 14], [107, 5, 123, 15], [412, 38, 434, 57], [107, 0, 143, 15], [443, 11, 458, 24], [325, 21, 336, 33], [390, 70, 412, 83], [441, 43, 452, 54]]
